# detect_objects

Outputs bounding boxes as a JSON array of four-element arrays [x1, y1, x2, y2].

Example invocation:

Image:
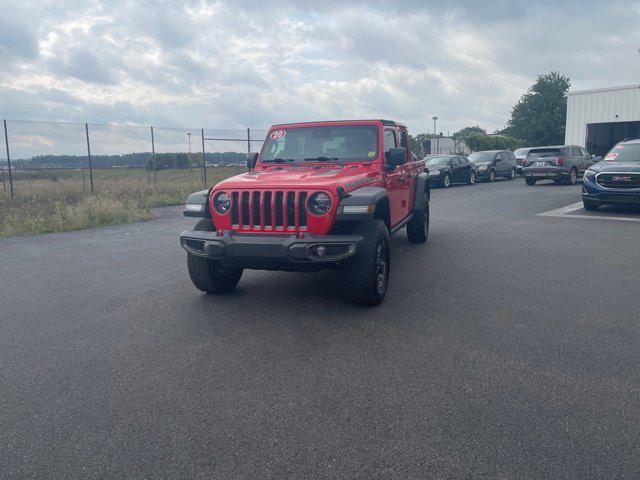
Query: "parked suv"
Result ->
[[424, 155, 477, 187], [522, 145, 593, 185], [180, 120, 430, 305], [582, 139, 640, 210], [514, 147, 532, 175], [468, 150, 517, 182]]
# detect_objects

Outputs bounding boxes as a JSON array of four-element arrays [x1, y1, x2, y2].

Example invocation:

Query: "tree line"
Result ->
[[21, 151, 247, 169]]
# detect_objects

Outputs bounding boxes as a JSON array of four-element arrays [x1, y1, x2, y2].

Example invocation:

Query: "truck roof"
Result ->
[[270, 119, 406, 128]]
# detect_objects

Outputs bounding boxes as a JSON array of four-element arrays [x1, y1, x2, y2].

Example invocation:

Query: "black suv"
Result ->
[[424, 155, 477, 187], [468, 150, 517, 182]]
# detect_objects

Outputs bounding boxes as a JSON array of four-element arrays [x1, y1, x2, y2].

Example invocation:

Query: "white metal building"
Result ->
[[565, 84, 640, 155]]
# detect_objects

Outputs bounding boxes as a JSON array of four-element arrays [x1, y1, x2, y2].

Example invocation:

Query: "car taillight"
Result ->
[[556, 156, 565, 166]]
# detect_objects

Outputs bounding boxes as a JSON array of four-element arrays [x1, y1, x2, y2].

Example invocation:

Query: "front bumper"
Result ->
[[523, 167, 569, 180], [476, 168, 492, 179], [582, 183, 640, 205], [179, 230, 363, 271]]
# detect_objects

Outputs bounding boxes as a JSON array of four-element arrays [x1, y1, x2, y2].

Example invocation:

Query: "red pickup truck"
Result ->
[[180, 120, 430, 305]]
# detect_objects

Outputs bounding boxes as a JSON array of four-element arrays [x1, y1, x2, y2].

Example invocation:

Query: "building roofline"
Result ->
[[568, 84, 640, 96]]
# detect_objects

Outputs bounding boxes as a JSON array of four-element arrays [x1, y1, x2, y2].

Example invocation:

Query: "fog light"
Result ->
[[315, 246, 327, 258]]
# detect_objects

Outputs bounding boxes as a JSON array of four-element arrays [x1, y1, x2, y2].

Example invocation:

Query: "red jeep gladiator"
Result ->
[[180, 120, 430, 305]]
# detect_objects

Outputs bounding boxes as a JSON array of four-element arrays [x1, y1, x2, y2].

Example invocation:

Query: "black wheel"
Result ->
[[467, 171, 476, 185], [345, 220, 390, 306], [488, 169, 496, 182], [186, 218, 243, 294], [407, 201, 429, 243], [508, 168, 516, 180], [583, 200, 600, 211], [567, 168, 578, 185], [441, 173, 451, 188], [525, 178, 536, 186]]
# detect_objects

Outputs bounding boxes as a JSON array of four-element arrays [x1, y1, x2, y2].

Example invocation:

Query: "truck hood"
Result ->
[[590, 161, 640, 173], [213, 165, 382, 193]]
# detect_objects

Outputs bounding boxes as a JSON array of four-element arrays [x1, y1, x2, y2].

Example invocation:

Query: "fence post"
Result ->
[[150, 126, 157, 187], [85, 123, 94, 194], [201, 128, 207, 187], [243, 127, 251, 174], [3, 119, 14, 198], [1, 146, 5, 193]]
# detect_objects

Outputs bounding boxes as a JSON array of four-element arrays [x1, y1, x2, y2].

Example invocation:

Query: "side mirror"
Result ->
[[495, 156, 501, 162], [385, 147, 406, 171], [246, 152, 258, 171]]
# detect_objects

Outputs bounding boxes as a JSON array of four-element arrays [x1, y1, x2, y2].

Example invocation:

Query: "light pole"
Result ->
[[187, 133, 192, 153], [432, 116, 438, 154]]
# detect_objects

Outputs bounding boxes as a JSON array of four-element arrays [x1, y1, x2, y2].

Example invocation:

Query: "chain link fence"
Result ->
[[0, 119, 268, 199]]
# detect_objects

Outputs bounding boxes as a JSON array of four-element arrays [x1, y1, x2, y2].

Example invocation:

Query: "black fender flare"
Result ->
[[335, 187, 390, 228], [183, 188, 212, 217], [413, 172, 430, 212]]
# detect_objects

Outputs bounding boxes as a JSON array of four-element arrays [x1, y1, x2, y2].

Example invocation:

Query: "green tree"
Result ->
[[504, 71, 570, 146], [452, 127, 523, 153]]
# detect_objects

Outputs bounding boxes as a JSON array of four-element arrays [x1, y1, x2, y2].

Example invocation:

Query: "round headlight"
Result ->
[[214, 192, 231, 214], [308, 192, 332, 216]]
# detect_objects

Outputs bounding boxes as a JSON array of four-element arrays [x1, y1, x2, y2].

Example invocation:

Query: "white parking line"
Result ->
[[537, 202, 640, 223]]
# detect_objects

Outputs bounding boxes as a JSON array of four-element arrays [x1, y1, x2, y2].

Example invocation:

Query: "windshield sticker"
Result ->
[[604, 152, 618, 161], [367, 151, 376, 158], [270, 130, 286, 140]]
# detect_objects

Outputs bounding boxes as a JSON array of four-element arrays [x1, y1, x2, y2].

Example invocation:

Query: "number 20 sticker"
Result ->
[[270, 130, 286, 140]]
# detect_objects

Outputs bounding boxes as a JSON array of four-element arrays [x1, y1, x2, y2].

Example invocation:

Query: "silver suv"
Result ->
[[523, 145, 594, 185]]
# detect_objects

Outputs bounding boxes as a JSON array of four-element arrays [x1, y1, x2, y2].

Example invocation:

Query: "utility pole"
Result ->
[[187, 132, 192, 153], [432, 116, 438, 155]]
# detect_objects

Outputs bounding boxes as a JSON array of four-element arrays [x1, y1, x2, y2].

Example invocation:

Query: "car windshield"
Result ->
[[468, 152, 494, 163], [514, 148, 529, 156], [260, 125, 379, 164], [425, 156, 451, 166], [604, 143, 640, 162]]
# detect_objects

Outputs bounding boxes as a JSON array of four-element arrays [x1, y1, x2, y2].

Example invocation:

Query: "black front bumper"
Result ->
[[180, 230, 363, 271]]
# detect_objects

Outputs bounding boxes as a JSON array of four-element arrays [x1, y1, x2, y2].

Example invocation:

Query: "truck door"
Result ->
[[384, 128, 408, 226], [396, 128, 413, 217]]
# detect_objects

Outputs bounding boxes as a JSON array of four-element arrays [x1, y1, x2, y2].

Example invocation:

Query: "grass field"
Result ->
[[0, 167, 238, 237]]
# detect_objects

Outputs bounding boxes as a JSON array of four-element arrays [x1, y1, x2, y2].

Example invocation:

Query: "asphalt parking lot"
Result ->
[[2, 178, 640, 479]]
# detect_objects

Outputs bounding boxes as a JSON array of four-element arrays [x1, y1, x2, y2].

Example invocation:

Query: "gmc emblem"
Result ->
[[612, 176, 632, 182]]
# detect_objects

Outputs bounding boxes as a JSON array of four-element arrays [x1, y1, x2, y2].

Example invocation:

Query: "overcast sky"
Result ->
[[1, 0, 639, 135]]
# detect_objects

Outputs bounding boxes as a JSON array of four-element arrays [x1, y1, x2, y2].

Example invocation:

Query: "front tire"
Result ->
[[583, 200, 600, 211], [345, 220, 390, 306], [441, 173, 451, 188], [525, 178, 536, 186], [187, 218, 243, 294], [467, 171, 476, 185], [407, 202, 429, 243]]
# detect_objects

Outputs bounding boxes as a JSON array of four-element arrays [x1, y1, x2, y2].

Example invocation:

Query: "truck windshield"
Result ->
[[260, 125, 379, 164], [605, 144, 640, 162]]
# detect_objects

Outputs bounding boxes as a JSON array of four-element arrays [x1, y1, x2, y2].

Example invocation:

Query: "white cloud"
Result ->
[[0, 0, 638, 136]]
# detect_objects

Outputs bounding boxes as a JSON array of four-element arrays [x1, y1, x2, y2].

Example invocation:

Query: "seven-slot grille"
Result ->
[[596, 173, 640, 189], [230, 190, 309, 231]]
